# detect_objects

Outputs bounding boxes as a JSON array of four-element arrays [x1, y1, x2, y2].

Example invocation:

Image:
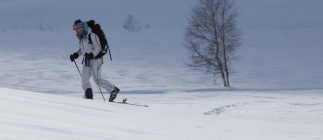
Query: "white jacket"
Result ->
[[76, 27, 102, 59]]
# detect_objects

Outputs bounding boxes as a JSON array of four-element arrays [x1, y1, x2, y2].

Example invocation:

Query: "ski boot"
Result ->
[[109, 86, 120, 102], [83, 88, 93, 99]]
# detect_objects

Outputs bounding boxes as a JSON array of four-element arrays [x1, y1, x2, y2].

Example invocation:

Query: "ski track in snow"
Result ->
[[203, 104, 239, 115]]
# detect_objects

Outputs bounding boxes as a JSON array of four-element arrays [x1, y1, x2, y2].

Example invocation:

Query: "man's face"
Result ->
[[76, 29, 83, 36]]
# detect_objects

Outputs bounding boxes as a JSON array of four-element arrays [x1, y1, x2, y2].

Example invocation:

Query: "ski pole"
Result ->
[[74, 61, 82, 77], [88, 60, 106, 101], [109, 50, 112, 61], [108, 48, 112, 61]]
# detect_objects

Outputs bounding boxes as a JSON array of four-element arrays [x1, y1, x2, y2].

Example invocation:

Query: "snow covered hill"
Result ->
[[1, 88, 322, 140], [0, 0, 323, 139]]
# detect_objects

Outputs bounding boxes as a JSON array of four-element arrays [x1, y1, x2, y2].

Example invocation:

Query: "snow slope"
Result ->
[[1, 88, 322, 140], [0, 0, 323, 139]]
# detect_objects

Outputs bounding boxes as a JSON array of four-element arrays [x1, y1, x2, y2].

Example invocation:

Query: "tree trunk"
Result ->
[[226, 70, 230, 87], [223, 44, 229, 87], [215, 44, 227, 87]]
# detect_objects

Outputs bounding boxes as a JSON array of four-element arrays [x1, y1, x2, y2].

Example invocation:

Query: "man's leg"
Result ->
[[82, 62, 93, 99], [91, 59, 115, 92], [91, 59, 119, 101]]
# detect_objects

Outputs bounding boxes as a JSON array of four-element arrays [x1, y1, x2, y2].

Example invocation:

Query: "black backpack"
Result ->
[[86, 20, 112, 60]]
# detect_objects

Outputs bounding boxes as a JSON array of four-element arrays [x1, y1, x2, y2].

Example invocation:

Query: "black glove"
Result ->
[[84, 53, 94, 60], [70, 53, 79, 62]]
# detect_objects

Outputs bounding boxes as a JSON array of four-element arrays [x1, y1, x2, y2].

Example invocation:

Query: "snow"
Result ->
[[1, 88, 322, 140], [0, 0, 323, 139]]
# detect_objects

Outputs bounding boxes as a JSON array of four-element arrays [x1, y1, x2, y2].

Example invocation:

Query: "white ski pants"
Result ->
[[82, 58, 115, 93]]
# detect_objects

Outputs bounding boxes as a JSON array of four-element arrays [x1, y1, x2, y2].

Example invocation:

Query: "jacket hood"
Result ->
[[76, 22, 90, 40]]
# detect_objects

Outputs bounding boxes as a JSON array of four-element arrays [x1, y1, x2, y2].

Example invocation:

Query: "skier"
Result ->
[[69, 19, 119, 102]]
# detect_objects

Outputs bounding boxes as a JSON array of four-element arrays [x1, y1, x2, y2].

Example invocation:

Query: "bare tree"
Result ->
[[183, 0, 241, 87], [123, 14, 142, 32], [47, 23, 55, 32], [144, 24, 150, 29], [39, 20, 46, 31]]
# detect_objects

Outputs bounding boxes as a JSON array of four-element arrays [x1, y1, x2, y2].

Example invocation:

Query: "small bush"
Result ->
[[123, 14, 142, 32]]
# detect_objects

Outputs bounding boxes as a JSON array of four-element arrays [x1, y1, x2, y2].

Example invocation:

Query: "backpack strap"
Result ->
[[88, 33, 93, 45]]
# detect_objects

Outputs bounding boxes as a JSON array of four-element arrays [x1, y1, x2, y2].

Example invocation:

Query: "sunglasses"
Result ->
[[73, 24, 84, 30]]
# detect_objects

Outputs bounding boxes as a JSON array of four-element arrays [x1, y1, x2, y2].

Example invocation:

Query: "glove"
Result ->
[[84, 53, 94, 60], [70, 53, 79, 62]]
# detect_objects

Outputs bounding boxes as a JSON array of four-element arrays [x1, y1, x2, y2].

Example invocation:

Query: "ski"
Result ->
[[111, 98, 149, 107]]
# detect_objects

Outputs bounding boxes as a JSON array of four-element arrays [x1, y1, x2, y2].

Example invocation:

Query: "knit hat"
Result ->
[[73, 19, 84, 30]]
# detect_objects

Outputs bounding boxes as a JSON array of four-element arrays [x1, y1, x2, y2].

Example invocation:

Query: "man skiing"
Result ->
[[69, 19, 119, 102]]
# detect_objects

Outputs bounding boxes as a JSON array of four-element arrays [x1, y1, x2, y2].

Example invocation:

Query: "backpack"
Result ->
[[86, 20, 112, 60]]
